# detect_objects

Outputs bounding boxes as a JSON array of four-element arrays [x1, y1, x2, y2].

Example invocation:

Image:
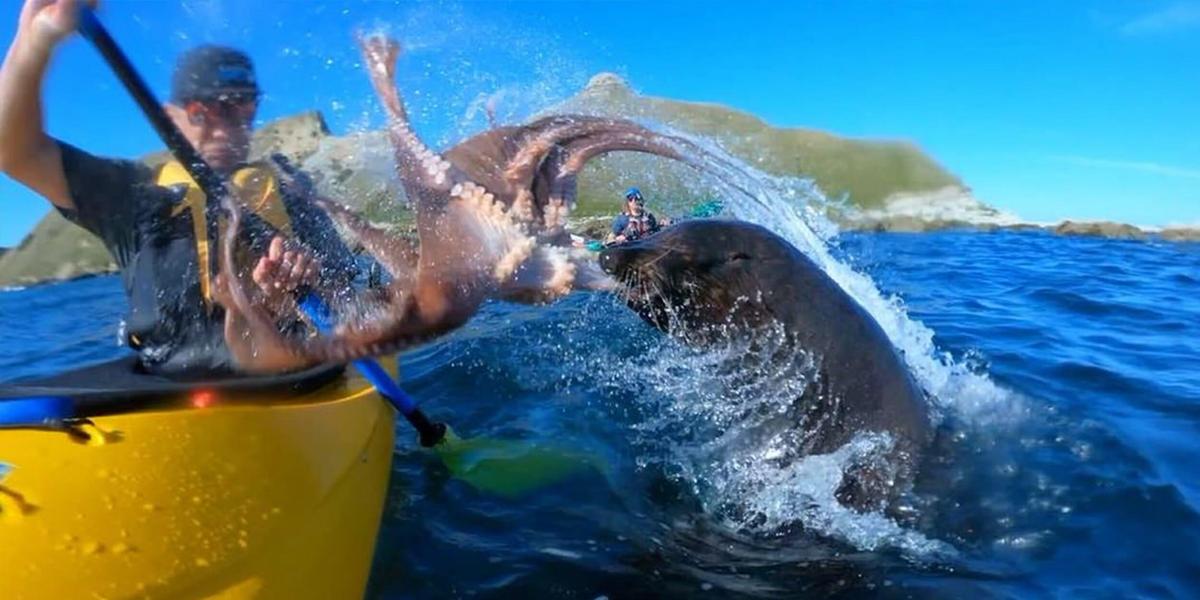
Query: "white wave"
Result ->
[[845, 186, 1023, 227]]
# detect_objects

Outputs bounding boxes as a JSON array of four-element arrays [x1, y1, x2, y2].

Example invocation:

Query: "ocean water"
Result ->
[[2, 229, 1197, 599]]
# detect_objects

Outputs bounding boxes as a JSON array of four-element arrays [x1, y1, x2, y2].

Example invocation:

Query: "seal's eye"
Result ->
[[729, 252, 752, 262]]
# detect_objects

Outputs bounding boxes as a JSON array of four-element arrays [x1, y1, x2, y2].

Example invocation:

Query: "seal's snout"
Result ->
[[598, 247, 623, 275]]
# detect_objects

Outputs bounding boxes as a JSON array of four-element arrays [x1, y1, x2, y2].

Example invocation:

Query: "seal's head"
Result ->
[[599, 219, 791, 336]]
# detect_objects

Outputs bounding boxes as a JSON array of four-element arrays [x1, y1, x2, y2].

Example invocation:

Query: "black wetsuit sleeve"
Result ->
[[612, 214, 629, 235], [53, 140, 153, 268]]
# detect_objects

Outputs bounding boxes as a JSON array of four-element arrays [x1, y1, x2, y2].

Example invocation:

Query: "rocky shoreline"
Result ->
[[840, 215, 1200, 241], [575, 214, 1200, 243]]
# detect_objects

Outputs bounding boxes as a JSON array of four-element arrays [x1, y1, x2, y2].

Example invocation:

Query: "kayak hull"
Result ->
[[0, 373, 395, 599]]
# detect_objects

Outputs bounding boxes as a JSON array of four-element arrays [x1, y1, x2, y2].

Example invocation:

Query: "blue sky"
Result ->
[[2, 0, 1198, 246]]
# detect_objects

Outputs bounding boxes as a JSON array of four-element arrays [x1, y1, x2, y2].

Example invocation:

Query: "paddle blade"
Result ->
[[690, 200, 725, 218], [432, 428, 607, 498]]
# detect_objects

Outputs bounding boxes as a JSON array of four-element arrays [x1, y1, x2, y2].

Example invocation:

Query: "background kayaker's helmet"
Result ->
[[625, 187, 644, 206]]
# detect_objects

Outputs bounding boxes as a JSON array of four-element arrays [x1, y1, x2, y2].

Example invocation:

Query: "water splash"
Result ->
[[554, 120, 1029, 556], [646, 128, 1021, 426], [717, 432, 953, 556], [583, 318, 954, 557]]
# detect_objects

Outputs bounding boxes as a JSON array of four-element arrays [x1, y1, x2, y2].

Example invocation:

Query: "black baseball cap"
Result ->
[[170, 45, 260, 103]]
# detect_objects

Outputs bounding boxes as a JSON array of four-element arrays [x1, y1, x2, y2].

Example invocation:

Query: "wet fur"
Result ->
[[600, 220, 932, 510]]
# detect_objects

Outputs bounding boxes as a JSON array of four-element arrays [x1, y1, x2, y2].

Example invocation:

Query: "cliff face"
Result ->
[[0, 209, 117, 286]]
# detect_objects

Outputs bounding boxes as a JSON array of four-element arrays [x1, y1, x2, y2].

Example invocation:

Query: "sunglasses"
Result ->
[[185, 97, 258, 126]]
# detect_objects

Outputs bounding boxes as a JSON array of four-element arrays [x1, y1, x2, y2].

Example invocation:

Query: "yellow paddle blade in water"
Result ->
[[431, 427, 608, 498]]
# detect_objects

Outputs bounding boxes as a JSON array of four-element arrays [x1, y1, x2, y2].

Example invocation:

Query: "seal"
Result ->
[[599, 219, 931, 510]]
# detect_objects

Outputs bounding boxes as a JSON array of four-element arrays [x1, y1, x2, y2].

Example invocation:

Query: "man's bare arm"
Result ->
[[0, 0, 90, 210]]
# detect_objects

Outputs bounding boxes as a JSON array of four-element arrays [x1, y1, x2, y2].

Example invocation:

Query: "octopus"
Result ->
[[214, 34, 741, 373]]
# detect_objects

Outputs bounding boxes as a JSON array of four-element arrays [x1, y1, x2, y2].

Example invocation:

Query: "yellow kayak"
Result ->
[[0, 357, 396, 600]]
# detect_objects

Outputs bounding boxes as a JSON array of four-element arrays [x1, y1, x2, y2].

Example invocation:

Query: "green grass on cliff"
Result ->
[[0, 210, 114, 286]]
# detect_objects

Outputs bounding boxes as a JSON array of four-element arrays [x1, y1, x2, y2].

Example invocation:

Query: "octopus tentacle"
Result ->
[[313, 197, 417, 285], [544, 124, 758, 218], [446, 116, 647, 229], [357, 34, 530, 290], [484, 93, 500, 128], [358, 35, 460, 203], [499, 116, 641, 185], [446, 116, 748, 237], [216, 34, 763, 372], [214, 202, 314, 371], [220, 196, 281, 347]]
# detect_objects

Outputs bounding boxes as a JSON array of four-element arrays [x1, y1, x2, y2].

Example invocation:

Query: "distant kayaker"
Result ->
[[0, 0, 356, 378], [607, 187, 667, 245]]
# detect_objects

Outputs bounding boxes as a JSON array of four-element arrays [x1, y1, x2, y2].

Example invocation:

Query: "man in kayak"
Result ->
[[607, 187, 667, 245], [0, 0, 355, 378]]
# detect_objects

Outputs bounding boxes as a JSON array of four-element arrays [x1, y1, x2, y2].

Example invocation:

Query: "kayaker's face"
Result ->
[[627, 198, 643, 215], [176, 96, 257, 172]]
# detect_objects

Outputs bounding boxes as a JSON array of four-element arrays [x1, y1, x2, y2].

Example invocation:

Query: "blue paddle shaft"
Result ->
[[0, 396, 73, 428], [297, 297, 446, 448], [297, 295, 419, 415]]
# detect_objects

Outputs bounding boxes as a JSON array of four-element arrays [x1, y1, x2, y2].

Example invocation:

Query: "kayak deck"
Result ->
[[0, 356, 346, 418], [0, 357, 396, 599]]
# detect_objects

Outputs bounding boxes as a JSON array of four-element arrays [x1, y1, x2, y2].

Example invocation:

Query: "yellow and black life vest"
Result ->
[[156, 160, 295, 304]]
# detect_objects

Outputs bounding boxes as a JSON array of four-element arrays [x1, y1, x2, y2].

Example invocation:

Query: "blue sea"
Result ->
[[2, 225, 1197, 599]]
